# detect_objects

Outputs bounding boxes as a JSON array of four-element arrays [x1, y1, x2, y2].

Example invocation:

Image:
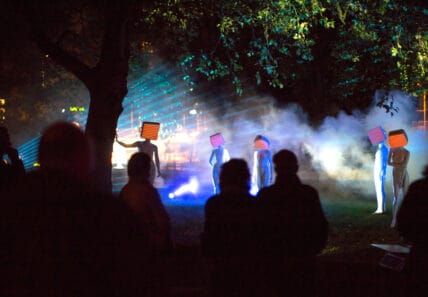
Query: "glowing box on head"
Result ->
[[368, 126, 387, 145], [254, 139, 269, 150], [388, 129, 408, 148], [210, 133, 225, 148], [141, 122, 160, 140]]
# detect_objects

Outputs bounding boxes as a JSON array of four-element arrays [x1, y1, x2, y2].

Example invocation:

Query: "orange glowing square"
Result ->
[[210, 133, 225, 147], [388, 129, 408, 148], [368, 126, 386, 145], [141, 122, 160, 140], [254, 139, 269, 150]]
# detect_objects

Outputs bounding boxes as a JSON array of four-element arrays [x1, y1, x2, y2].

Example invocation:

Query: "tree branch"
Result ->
[[31, 26, 93, 88]]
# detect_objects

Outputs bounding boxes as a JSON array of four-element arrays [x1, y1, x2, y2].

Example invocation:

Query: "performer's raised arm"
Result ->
[[116, 134, 137, 148]]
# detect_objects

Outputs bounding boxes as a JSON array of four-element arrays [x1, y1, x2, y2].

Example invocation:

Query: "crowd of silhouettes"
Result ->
[[3, 121, 428, 297], [0, 122, 151, 297], [202, 151, 328, 297], [0, 123, 329, 297]]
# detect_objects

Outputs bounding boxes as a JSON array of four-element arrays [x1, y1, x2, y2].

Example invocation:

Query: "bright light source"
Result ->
[[168, 176, 199, 199], [318, 146, 343, 175], [189, 109, 197, 115]]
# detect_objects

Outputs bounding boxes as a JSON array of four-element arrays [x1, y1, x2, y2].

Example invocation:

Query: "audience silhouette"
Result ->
[[202, 158, 262, 297], [0, 126, 24, 192], [120, 152, 172, 252], [0, 121, 149, 297], [397, 165, 428, 297], [257, 149, 328, 297]]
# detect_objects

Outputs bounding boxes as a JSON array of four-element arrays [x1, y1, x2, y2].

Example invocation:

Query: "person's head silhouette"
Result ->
[[219, 159, 251, 192], [127, 152, 151, 181], [273, 149, 299, 176], [38, 121, 91, 183]]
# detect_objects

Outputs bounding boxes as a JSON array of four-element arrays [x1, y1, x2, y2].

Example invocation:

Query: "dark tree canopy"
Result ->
[[146, 0, 427, 119]]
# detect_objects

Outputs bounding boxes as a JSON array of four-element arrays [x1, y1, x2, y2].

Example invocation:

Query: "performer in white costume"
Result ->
[[209, 145, 230, 194], [252, 135, 273, 192], [373, 141, 389, 214]]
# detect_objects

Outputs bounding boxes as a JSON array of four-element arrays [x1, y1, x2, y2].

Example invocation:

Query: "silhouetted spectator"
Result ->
[[120, 152, 172, 252], [0, 121, 149, 297], [257, 149, 328, 297], [0, 126, 24, 192], [397, 165, 428, 296], [201, 159, 262, 297]]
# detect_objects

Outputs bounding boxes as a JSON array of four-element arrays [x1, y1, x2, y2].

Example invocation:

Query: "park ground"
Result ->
[[156, 189, 412, 297]]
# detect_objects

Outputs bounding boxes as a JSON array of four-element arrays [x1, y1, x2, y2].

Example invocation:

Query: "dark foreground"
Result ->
[[159, 195, 411, 297], [162, 246, 409, 297]]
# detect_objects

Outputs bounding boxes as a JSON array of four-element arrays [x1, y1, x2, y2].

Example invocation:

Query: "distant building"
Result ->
[[414, 91, 427, 130]]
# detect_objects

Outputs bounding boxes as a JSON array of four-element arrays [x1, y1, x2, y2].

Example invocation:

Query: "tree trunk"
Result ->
[[85, 5, 130, 193], [85, 87, 124, 193]]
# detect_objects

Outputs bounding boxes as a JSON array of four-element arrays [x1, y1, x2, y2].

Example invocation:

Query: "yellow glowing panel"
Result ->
[[141, 122, 160, 140], [388, 129, 408, 148]]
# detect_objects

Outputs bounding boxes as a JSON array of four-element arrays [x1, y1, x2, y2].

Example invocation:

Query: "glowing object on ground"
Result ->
[[168, 176, 199, 199]]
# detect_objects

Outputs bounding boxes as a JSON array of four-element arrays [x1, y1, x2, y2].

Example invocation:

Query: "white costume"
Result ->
[[209, 145, 230, 194], [373, 142, 388, 213]]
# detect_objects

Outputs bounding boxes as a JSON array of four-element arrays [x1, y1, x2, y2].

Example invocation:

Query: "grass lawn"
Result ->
[[165, 195, 403, 254], [321, 198, 402, 256], [163, 195, 410, 297]]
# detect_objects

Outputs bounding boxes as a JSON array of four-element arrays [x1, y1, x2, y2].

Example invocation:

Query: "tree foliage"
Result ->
[[146, 0, 427, 117]]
